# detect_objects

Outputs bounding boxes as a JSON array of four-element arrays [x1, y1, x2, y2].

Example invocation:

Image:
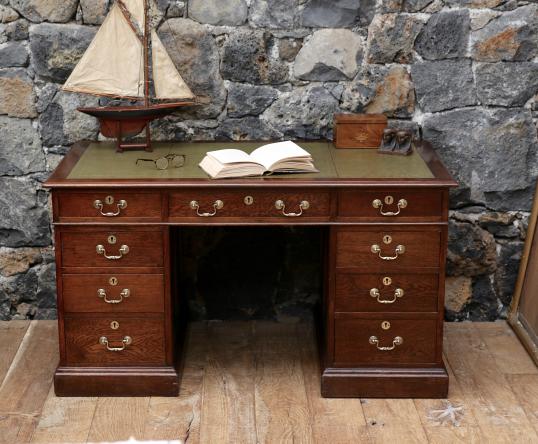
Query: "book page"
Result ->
[[206, 149, 256, 165], [250, 141, 311, 170]]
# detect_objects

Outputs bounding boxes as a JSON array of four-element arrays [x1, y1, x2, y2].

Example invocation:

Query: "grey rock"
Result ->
[[39, 91, 99, 146], [215, 116, 283, 141], [0, 115, 44, 175], [278, 38, 302, 62], [35, 81, 58, 113], [447, 220, 497, 277], [166, 1, 185, 17], [10, 0, 78, 23], [227, 82, 278, 118], [341, 65, 415, 118], [221, 29, 288, 84], [423, 108, 537, 202], [79, 0, 109, 25], [415, 10, 470, 60], [294, 29, 363, 81], [0, 176, 51, 247], [262, 84, 339, 139], [495, 241, 523, 306], [478, 212, 519, 238], [0, 4, 18, 22], [3, 18, 28, 40], [444, 0, 504, 8], [476, 62, 538, 107], [469, 275, 499, 321], [29, 23, 96, 83], [0, 41, 27, 67], [36, 261, 56, 310], [300, 0, 359, 28], [411, 59, 477, 113], [471, 4, 538, 62], [189, 0, 247, 25], [0, 68, 36, 117], [157, 18, 226, 119], [381, 0, 435, 12], [249, 0, 299, 29], [367, 13, 424, 64], [357, 0, 378, 25]]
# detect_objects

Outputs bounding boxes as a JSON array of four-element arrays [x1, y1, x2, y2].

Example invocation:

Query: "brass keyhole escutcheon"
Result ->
[[383, 276, 392, 286], [110, 321, 120, 330], [105, 195, 115, 205], [244, 196, 254, 205], [381, 321, 391, 330], [384, 195, 394, 205], [109, 277, 118, 286], [383, 235, 392, 245], [107, 235, 117, 245]]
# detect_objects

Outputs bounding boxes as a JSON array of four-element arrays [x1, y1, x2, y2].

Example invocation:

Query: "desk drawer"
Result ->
[[169, 190, 331, 220], [60, 229, 164, 268], [335, 228, 441, 271], [62, 274, 165, 313], [56, 191, 162, 222], [335, 273, 438, 312], [334, 317, 438, 365], [64, 317, 165, 366], [338, 189, 444, 222]]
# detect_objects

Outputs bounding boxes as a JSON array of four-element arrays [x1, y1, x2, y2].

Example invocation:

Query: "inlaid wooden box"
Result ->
[[334, 114, 387, 149]]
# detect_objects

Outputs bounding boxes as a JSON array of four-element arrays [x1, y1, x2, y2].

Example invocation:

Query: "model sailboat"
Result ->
[[62, 0, 199, 152]]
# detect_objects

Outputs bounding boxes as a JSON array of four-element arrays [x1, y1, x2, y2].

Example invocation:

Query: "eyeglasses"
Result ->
[[136, 154, 185, 170]]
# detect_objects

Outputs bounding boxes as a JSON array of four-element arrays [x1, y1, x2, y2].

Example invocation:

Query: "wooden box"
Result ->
[[334, 114, 387, 149]]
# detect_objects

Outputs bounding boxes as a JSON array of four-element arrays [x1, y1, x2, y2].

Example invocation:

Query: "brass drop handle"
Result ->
[[99, 335, 132, 351], [96, 244, 130, 260], [93, 199, 127, 217], [369, 335, 403, 351], [97, 288, 130, 304], [372, 198, 407, 216], [370, 244, 405, 260], [275, 199, 310, 217], [370, 288, 404, 304], [190, 199, 224, 217]]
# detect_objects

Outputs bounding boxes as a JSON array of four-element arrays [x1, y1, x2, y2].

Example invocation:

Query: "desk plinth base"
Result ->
[[54, 365, 179, 397], [321, 364, 449, 398]]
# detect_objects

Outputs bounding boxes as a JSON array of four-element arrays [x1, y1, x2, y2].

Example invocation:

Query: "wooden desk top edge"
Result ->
[[44, 140, 458, 189]]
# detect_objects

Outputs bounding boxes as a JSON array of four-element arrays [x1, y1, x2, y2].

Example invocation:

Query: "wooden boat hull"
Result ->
[[77, 102, 195, 151]]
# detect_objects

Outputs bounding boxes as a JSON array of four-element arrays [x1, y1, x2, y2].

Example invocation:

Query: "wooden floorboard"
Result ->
[[0, 320, 537, 443]]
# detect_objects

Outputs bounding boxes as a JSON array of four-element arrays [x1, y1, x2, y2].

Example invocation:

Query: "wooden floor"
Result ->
[[0, 321, 537, 443]]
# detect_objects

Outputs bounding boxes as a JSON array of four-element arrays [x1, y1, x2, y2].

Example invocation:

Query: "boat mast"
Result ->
[[143, 0, 150, 106]]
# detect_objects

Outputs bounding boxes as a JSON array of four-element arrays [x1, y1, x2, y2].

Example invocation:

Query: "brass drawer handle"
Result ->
[[372, 198, 407, 216], [369, 335, 403, 351], [370, 244, 405, 260], [275, 199, 310, 217], [370, 288, 404, 304], [99, 335, 132, 351], [190, 199, 223, 217], [93, 199, 127, 217], [96, 244, 130, 260], [97, 288, 130, 304]]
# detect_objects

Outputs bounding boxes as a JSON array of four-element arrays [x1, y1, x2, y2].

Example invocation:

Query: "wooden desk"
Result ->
[[45, 140, 457, 398]]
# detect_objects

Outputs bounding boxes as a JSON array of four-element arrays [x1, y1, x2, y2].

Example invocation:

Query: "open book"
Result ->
[[199, 141, 319, 179]]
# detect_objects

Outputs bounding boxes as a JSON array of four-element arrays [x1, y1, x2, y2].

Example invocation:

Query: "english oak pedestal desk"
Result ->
[[45, 140, 457, 398]]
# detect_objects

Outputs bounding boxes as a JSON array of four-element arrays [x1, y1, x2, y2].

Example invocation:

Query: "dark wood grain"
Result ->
[[59, 228, 164, 268], [64, 316, 165, 366], [62, 274, 164, 313], [337, 188, 443, 222], [335, 272, 438, 312], [334, 318, 438, 366], [335, 227, 442, 270], [55, 190, 162, 223]]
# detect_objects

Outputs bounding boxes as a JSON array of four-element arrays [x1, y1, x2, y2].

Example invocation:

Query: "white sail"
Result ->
[[122, 0, 145, 31], [151, 30, 195, 100], [62, 2, 145, 98]]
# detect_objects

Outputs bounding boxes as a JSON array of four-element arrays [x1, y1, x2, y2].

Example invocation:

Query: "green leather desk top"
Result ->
[[67, 141, 434, 180]]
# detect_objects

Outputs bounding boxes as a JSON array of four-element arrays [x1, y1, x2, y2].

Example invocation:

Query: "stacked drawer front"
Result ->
[[56, 190, 168, 368], [333, 189, 445, 367]]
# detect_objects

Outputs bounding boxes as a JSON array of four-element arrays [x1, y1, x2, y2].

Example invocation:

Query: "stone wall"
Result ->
[[0, 0, 537, 321]]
